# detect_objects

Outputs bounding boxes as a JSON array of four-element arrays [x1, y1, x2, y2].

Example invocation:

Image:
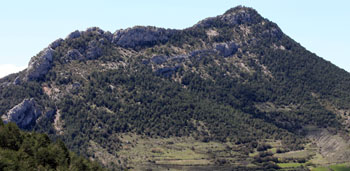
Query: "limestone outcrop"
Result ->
[[112, 26, 177, 49], [1, 98, 41, 128], [25, 48, 54, 81]]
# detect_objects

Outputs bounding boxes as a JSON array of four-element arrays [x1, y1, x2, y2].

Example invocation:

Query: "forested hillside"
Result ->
[[0, 119, 104, 170], [1, 6, 350, 170]]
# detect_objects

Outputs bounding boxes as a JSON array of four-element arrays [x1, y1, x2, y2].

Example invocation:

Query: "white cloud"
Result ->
[[0, 64, 26, 79]]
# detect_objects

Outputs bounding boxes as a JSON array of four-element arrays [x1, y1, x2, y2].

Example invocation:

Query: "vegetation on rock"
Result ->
[[1, 5, 350, 170]]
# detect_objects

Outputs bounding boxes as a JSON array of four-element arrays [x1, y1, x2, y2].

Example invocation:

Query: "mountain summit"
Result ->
[[1, 6, 350, 170]]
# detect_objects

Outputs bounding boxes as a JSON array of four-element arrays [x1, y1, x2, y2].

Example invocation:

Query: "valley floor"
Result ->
[[87, 132, 350, 171]]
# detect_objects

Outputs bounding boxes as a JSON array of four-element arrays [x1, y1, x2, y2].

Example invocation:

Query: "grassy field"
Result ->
[[114, 133, 250, 170], [89, 132, 350, 170], [309, 153, 329, 165], [310, 163, 350, 171], [278, 163, 304, 168], [155, 159, 211, 165], [311, 167, 329, 171], [275, 149, 313, 158], [329, 163, 350, 171]]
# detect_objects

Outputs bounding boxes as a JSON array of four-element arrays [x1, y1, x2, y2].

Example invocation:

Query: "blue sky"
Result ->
[[0, 0, 349, 77]]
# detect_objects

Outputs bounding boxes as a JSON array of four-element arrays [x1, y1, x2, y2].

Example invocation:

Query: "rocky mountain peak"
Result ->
[[2, 6, 350, 170], [194, 6, 262, 28], [223, 5, 258, 16]]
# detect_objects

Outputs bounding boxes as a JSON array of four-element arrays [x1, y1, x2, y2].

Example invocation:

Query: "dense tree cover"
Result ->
[[0, 119, 104, 171], [1, 6, 350, 169], [53, 63, 308, 158], [42, 20, 350, 160], [0, 81, 44, 118]]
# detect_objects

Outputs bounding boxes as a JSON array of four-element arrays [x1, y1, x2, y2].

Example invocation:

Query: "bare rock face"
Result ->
[[220, 7, 256, 25], [64, 49, 84, 62], [214, 42, 238, 57], [86, 40, 102, 59], [103, 31, 113, 42], [1, 98, 41, 128], [86, 27, 113, 42], [307, 128, 350, 163], [262, 27, 283, 40], [25, 48, 54, 81], [151, 55, 167, 64], [112, 26, 177, 49]]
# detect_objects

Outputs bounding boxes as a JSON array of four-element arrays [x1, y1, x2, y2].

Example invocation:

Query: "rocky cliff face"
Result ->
[[17, 7, 260, 82], [214, 42, 238, 57], [25, 48, 54, 81], [1, 98, 41, 128], [112, 26, 177, 49]]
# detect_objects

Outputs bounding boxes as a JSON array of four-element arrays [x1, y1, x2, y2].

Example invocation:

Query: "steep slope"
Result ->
[[1, 6, 350, 170]]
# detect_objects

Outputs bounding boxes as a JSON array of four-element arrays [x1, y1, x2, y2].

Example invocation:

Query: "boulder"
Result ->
[[86, 27, 113, 42], [169, 55, 187, 63], [151, 55, 167, 64], [64, 49, 84, 61], [86, 40, 102, 59], [86, 27, 104, 35], [214, 42, 238, 57], [25, 48, 54, 81], [1, 98, 41, 128], [262, 27, 283, 40]]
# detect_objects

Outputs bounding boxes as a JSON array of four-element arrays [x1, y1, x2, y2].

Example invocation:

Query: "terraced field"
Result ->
[[112, 133, 255, 170]]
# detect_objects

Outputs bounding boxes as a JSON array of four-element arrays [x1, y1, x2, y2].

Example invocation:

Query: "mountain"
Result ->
[[1, 6, 350, 170]]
